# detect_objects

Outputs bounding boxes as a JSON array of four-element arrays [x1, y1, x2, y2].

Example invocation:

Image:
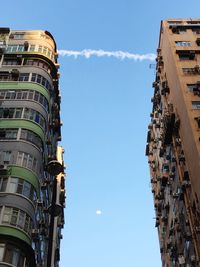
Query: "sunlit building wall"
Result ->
[[0, 28, 65, 267], [146, 19, 200, 267]]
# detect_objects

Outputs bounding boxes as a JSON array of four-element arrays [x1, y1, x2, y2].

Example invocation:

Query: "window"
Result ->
[[0, 89, 49, 112], [195, 114, 200, 127], [43, 47, 47, 55], [15, 108, 22, 118], [171, 27, 186, 34], [175, 41, 191, 46], [187, 84, 200, 95], [6, 45, 25, 53], [28, 90, 34, 100], [2, 207, 12, 223], [0, 108, 23, 119], [23, 107, 46, 129], [38, 46, 42, 53], [25, 58, 51, 72], [36, 74, 42, 84], [196, 38, 200, 46], [0, 107, 46, 129], [31, 73, 36, 82], [19, 73, 29, 82], [0, 72, 10, 81], [0, 206, 33, 236], [11, 45, 18, 52], [187, 21, 200, 24], [0, 129, 18, 140], [192, 101, 200, 109], [22, 91, 28, 99], [0, 177, 37, 201], [0, 243, 26, 267], [20, 129, 43, 150], [0, 178, 8, 192], [29, 45, 35, 52], [10, 208, 18, 225], [2, 59, 21, 65], [0, 92, 5, 99], [16, 151, 38, 174], [0, 244, 5, 261], [193, 28, 200, 34], [16, 179, 23, 195], [23, 182, 31, 198], [16, 91, 22, 99], [2, 151, 12, 163], [179, 52, 195, 60], [18, 45, 24, 52], [31, 73, 52, 91], [9, 178, 18, 193], [183, 67, 200, 74], [13, 33, 24, 40], [47, 50, 51, 58], [16, 152, 23, 166], [168, 21, 182, 25], [5, 90, 16, 99]]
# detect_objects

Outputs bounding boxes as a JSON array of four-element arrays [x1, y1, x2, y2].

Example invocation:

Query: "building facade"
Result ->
[[146, 19, 200, 267], [0, 28, 65, 267]]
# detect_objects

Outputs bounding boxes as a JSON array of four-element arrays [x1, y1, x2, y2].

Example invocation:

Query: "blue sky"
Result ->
[[2, 1, 200, 267]]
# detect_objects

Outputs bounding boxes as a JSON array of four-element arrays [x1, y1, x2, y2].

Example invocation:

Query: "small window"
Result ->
[[6, 45, 12, 52], [193, 28, 200, 34], [10, 209, 18, 225], [29, 45, 35, 52], [34, 91, 39, 101], [187, 21, 200, 24], [11, 45, 18, 52], [23, 182, 31, 198], [16, 91, 22, 99], [0, 178, 8, 192], [36, 74, 42, 84], [2, 207, 11, 223], [9, 178, 18, 193], [16, 152, 23, 166], [31, 73, 36, 82], [19, 73, 29, 82], [43, 47, 47, 55], [18, 211, 25, 228], [22, 91, 28, 99], [25, 59, 33, 66], [28, 90, 34, 99], [13, 33, 24, 40], [38, 46, 42, 53], [196, 38, 200, 46], [18, 45, 24, 52], [3, 151, 12, 163], [15, 108, 22, 118], [172, 28, 186, 34], [179, 52, 195, 60], [17, 179, 23, 194], [168, 21, 182, 25], [187, 84, 200, 95], [192, 101, 200, 109], [0, 244, 5, 262], [47, 50, 51, 58], [176, 41, 191, 46]]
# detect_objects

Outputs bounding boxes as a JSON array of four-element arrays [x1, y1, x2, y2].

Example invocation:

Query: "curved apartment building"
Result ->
[[0, 28, 65, 267]]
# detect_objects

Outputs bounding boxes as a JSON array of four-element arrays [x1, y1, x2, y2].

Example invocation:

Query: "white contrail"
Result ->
[[58, 49, 156, 61]]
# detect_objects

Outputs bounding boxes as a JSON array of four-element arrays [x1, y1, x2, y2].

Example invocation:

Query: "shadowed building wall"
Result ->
[[146, 19, 200, 267]]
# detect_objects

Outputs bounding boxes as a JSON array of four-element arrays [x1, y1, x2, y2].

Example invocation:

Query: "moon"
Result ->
[[96, 210, 102, 215]]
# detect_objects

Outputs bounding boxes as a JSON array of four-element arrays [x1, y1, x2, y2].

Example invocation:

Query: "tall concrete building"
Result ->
[[0, 28, 65, 267], [146, 19, 200, 267]]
